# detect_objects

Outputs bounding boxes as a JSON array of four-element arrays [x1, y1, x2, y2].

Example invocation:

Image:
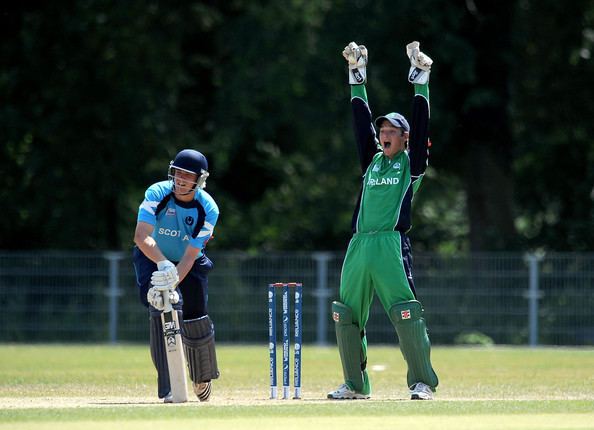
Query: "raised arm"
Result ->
[[343, 42, 378, 172], [405, 41, 433, 194]]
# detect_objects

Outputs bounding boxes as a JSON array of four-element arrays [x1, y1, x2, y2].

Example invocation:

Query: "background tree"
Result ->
[[1, 0, 592, 252], [511, 0, 594, 251]]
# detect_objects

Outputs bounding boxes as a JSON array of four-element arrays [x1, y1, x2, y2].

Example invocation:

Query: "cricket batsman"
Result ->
[[327, 41, 439, 400], [133, 149, 220, 402]]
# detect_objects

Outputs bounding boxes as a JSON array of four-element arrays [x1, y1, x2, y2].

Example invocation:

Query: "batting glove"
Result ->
[[342, 41, 368, 85], [147, 287, 165, 311], [147, 287, 179, 310], [167, 289, 180, 305], [406, 41, 433, 84], [151, 260, 179, 291], [151, 272, 179, 291]]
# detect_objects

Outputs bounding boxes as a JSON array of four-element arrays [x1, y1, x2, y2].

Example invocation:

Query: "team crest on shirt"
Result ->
[[393, 162, 401, 170], [185, 216, 194, 225], [166, 208, 176, 216]]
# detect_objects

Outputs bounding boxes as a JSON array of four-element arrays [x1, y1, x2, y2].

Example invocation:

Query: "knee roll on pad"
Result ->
[[332, 301, 367, 393], [149, 314, 173, 398], [389, 300, 439, 390], [182, 315, 220, 383]]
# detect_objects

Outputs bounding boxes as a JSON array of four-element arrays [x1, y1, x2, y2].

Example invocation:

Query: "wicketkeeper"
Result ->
[[133, 149, 220, 403], [327, 41, 439, 400]]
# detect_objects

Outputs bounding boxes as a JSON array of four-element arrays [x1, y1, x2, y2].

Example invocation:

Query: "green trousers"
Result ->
[[340, 231, 416, 323], [339, 231, 416, 392]]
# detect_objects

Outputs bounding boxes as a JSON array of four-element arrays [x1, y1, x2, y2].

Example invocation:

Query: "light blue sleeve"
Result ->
[[137, 182, 169, 225], [189, 191, 219, 250]]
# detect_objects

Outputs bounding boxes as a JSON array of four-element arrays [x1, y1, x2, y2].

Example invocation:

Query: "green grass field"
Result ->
[[1, 344, 593, 429]]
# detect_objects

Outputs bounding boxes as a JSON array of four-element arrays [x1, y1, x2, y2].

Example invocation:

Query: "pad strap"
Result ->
[[389, 300, 439, 389], [182, 315, 220, 382]]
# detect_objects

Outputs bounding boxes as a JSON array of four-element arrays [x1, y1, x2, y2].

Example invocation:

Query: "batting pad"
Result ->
[[182, 315, 220, 383], [332, 301, 369, 393], [389, 300, 439, 390], [149, 314, 171, 398]]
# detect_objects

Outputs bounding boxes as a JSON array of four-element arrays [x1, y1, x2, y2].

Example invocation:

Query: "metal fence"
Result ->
[[0, 251, 592, 346]]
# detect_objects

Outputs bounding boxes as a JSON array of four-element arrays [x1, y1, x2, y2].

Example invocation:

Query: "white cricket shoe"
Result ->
[[410, 382, 433, 400], [163, 392, 173, 403], [193, 381, 212, 402], [327, 383, 370, 400]]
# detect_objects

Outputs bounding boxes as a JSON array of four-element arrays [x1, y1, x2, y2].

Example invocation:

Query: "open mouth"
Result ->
[[383, 142, 391, 149]]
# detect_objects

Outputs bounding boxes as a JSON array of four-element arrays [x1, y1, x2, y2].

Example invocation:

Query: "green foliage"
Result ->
[[2, 2, 206, 249], [1, 1, 593, 251], [511, 0, 594, 251]]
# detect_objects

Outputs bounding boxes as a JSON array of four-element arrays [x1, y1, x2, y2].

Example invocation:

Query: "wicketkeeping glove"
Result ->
[[406, 41, 433, 84], [342, 41, 368, 85]]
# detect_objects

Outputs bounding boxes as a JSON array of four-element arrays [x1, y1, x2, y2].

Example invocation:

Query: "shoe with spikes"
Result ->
[[193, 381, 212, 402], [327, 383, 370, 400], [410, 382, 433, 400]]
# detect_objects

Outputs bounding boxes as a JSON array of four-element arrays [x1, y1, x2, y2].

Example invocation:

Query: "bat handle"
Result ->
[[162, 290, 174, 313]]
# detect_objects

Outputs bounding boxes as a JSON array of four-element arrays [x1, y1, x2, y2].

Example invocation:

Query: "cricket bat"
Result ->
[[161, 291, 188, 403]]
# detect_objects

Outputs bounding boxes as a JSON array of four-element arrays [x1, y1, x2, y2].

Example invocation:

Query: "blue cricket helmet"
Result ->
[[168, 149, 210, 193]]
